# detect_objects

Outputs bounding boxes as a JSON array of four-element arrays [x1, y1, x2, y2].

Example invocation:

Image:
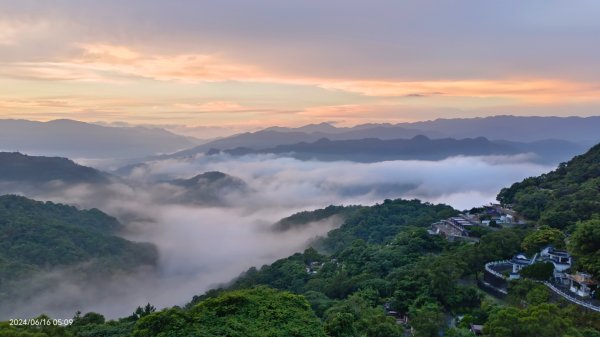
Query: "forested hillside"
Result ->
[[272, 205, 364, 231], [497, 143, 600, 229], [0, 195, 157, 303], [498, 143, 600, 280], [0, 152, 108, 184], [6, 196, 599, 336], [4, 146, 600, 336], [318, 199, 457, 252]]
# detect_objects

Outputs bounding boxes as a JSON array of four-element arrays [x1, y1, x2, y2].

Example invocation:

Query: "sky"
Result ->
[[1, 0, 599, 130]]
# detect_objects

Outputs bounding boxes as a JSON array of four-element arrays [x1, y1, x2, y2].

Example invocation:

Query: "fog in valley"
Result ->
[[1, 154, 553, 319]]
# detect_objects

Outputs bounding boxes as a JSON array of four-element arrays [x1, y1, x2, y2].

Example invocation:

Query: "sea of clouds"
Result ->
[[1, 153, 553, 319]]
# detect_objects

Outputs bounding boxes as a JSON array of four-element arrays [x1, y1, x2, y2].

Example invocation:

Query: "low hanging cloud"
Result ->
[[0, 153, 553, 319], [128, 153, 551, 210]]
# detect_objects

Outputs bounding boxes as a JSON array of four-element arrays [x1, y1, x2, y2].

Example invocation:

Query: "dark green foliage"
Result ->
[[484, 304, 579, 337], [510, 280, 551, 306], [132, 307, 199, 337], [319, 199, 457, 251], [128, 303, 157, 321], [72, 312, 105, 326], [0, 152, 107, 184], [134, 287, 326, 337], [521, 226, 565, 254], [273, 205, 363, 231], [409, 303, 445, 337], [70, 320, 135, 337], [0, 195, 157, 302], [466, 225, 492, 238], [461, 228, 527, 273], [323, 288, 403, 337], [520, 262, 555, 281], [69, 312, 137, 337], [569, 219, 600, 278], [497, 143, 600, 229]]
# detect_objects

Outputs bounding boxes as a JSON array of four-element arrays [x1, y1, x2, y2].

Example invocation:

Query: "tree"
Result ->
[[129, 303, 156, 321], [424, 255, 466, 306], [569, 219, 600, 278], [191, 286, 326, 337], [72, 312, 105, 326], [485, 304, 574, 337], [507, 280, 550, 307], [446, 328, 475, 337], [520, 262, 554, 281], [521, 226, 565, 254], [133, 307, 197, 337], [409, 303, 444, 337], [324, 313, 357, 337]]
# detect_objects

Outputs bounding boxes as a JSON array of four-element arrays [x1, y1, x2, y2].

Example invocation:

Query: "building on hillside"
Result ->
[[470, 324, 484, 335], [567, 272, 598, 298], [540, 245, 572, 285], [509, 253, 535, 280], [506, 246, 573, 282], [428, 220, 468, 238], [428, 214, 481, 239], [541, 246, 572, 269], [475, 203, 522, 225], [306, 261, 323, 275]]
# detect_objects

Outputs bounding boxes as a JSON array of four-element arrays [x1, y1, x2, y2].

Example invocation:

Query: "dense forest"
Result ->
[[0, 195, 157, 304], [498, 143, 600, 278], [272, 205, 364, 232], [3, 144, 600, 336], [498, 143, 600, 230]]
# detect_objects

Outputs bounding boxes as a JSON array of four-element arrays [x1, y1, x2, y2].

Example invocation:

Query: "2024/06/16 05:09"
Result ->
[[9, 318, 74, 326]]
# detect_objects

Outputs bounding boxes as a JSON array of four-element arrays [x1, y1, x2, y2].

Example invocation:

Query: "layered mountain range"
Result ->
[[153, 116, 599, 164], [2, 116, 598, 166]]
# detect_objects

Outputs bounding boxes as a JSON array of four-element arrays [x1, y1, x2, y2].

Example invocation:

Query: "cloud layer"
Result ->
[[0, 153, 553, 319], [1, 1, 600, 126]]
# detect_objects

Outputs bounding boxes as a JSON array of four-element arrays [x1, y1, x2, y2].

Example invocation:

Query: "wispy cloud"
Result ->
[[1, 1, 600, 126], [173, 101, 248, 113], [317, 79, 600, 103], [5, 43, 600, 106]]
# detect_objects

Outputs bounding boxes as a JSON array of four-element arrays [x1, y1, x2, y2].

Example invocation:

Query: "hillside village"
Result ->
[[428, 203, 523, 241], [426, 203, 600, 313]]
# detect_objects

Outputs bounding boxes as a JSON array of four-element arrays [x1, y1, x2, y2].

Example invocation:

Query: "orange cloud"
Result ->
[[3, 43, 600, 108], [79, 43, 141, 62], [173, 101, 248, 112], [299, 104, 370, 118], [317, 79, 600, 104], [72, 43, 265, 82]]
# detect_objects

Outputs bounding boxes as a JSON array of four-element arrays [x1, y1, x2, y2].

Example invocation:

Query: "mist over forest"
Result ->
[[0, 147, 553, 319]]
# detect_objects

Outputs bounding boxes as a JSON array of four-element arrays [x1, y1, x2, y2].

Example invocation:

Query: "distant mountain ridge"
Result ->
[[0, 152, 108, 184], [0, 119, 199, 159], [264, 116, 600, 143], [154, 116, 595, 164], [207, 136, 584, 163], [401, 115, 600, 143]]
